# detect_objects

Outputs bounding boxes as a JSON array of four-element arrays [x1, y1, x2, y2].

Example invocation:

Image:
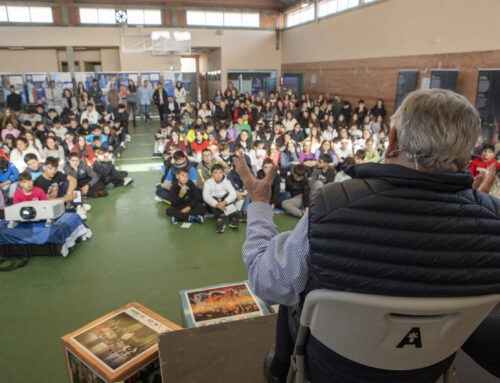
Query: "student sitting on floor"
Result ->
[[13, 171, 47, 204], [310, 153, 337, 195], [280, 164, 310, 218], [257, 158, 281, 210], [202, 163, 242, 233], [166, 167, 205, 224], [34, 156, 89, 220], [86, 125, 108, 149], [64, 152, 107, 199], [156, 151, 198, 203], [153, 121, 170, 159], [189, 129, 210, 164], [216, 142, 232, 172], [93, 149, 133, 188], [0, 156, 19, 203], [196, 148, 217, 189], [24, 153, 44, 181], [248, 140, 266, 174]]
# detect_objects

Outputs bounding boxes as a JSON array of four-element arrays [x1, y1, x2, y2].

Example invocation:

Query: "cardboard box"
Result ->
[[61, 302, 181, 383], [179, 281, 271, 328]]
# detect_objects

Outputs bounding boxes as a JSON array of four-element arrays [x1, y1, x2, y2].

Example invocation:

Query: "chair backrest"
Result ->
[[301, 289, 500, 371]]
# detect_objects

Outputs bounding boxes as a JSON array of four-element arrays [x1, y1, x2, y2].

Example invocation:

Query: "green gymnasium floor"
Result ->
[[0, 121, 298, 382]]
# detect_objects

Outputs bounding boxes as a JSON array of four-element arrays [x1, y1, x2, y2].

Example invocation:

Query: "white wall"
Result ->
[[282, 0, 500, 64], [0, 26, 281, 82]]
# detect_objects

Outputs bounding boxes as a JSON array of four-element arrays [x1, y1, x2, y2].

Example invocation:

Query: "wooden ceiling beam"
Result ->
[[69, 0, 285, 9]]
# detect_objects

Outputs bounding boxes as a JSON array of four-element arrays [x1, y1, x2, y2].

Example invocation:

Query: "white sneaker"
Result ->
[[126, 134, 132, 142], [154, 196, 163, 202], [83, 203, 92, 211], [76, 206, 87, 220]]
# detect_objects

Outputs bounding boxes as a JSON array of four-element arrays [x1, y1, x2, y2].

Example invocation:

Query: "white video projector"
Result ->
[[4, 200, 65, 228]]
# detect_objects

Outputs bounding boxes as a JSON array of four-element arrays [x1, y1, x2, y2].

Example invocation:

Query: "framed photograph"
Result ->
[[180, 281, 271, 328]]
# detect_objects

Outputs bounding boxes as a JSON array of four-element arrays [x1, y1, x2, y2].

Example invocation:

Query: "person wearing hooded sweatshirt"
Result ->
[[155, 150, 197, 203], [196, 148, 218, 189], [203, 163, 243, 233]]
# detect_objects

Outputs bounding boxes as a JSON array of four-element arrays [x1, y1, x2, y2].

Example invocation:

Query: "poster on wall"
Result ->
[[118, 72, 139, 99], [50, 72, 74, 94], [25, 73, 48, 105], [266, 77, 278, 98], [251, 77, 264, 97], [281, 77, 299, 95], [1, 73, 27, 105], [394, 70, 419, 111], [430, 69, 458, 91], [97, 72, 118, 105], [140, 71, 161, 93], [474, 69, 500, 156], [163, 71, 183, 97], [75, 72, 96, 91]]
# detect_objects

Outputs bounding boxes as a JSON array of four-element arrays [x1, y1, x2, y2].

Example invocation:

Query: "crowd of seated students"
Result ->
[[153, 85, 390, 232], [0, 93, 134, 221]]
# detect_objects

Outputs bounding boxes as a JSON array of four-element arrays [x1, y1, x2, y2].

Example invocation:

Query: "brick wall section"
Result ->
[[260, 12, 277, 29], [282, 49, 500, 115], [176, 10, 186, 26]]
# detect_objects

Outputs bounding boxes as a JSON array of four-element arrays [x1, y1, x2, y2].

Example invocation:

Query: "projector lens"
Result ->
[[20, 207, 36, 220]]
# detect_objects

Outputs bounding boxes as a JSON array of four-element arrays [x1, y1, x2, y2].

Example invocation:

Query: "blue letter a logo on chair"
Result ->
[[396, 327, 422, 348]]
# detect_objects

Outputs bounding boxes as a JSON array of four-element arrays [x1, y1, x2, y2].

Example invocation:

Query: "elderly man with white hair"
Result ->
[[234, 89, 500, 383]]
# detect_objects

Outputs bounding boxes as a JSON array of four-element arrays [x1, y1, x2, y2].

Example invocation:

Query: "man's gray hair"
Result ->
[[391, 89, 480, 173]]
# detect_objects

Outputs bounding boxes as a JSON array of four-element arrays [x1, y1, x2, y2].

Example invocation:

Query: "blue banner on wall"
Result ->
[[163, 71, 183, 97], [25, 73, 48, 105], [140, 71, 161, 94], [75, 72, 95, 92], [97, 72, 118, 106], [50, 72, 74, 94]]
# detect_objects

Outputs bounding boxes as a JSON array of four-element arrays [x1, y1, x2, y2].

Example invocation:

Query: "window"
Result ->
[[79, 8, 98, 24], [242, 13, 260, 28], [127, 9, 144, 24], [186, 10, 205, 25], [224, 12, 241, 27], [126, 9, 161, 25], [186, 10, 259, 28], [318, 0, 360, 18], [206, 11, 223, 26], [7, 6, 30, 22], [97, 9, 116, 24], [0, 6, 7, 22], [181, 58, 196, 73], [81, 8, 161, 25], [286, 5, 314, 27], [3, 6, 52, 23], [143, 10, 161, 25], [29, 7, 53, 23]]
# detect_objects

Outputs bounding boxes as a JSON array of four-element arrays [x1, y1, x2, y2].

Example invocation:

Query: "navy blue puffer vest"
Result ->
[[307, 163, 500, 297], [303, 163, 500, 382]]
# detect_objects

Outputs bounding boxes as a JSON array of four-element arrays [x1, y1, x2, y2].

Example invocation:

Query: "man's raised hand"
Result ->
[[233, 152, 278, 203]]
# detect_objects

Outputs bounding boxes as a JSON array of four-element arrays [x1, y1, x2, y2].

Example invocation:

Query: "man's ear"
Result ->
[[385, 127, 399, 159]]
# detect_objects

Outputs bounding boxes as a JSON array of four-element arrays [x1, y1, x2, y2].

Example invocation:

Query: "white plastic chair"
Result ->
[[286, 289, 500, 383]]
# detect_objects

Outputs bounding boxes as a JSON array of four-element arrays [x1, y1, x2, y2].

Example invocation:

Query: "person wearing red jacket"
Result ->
[[190, 130, 210, 159], [233, 102, 253, 124], [71, 135, 97, 167], [0, 148, 8, 161], [468, 144, 500, 177]]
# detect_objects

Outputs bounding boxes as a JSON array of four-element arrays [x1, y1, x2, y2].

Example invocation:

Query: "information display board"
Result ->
[[394, 70, 419, 111]]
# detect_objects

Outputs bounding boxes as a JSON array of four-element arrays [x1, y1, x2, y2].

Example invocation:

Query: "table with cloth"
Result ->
[[0, 212, 92, 257]]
